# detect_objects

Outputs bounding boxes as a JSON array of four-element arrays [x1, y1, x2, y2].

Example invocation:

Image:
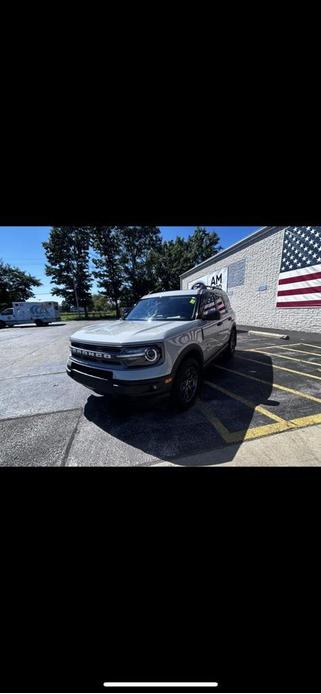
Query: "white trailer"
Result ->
[[0, 302, 60, 328]]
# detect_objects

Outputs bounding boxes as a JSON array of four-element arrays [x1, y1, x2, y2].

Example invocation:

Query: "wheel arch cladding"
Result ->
[[172, 344, 204, 375]]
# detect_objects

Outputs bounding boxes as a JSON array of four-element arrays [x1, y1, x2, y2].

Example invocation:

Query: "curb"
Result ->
[[248, 330, 289, 340]]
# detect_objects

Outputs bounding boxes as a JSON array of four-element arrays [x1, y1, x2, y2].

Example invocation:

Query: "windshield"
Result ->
[[125, 296, 198, 321]]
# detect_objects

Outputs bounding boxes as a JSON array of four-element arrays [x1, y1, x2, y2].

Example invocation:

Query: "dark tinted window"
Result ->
[[214, 291, 227, 314], [199, 291, 216, 317]]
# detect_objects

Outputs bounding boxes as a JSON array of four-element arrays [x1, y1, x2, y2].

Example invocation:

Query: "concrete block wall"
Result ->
[[181, 229, 321, 333]]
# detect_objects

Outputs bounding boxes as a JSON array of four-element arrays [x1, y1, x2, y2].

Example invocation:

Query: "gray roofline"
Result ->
[[179, 226, 285, 278]]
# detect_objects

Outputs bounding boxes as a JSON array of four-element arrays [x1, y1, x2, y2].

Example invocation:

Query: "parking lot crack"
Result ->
[[61, 409, 84, 467], [0, 370, 66, 381], [0, 407, 82, 424]]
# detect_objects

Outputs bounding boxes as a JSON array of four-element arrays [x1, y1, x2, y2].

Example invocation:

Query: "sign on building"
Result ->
[[187, 268, 228, 291], [227, 259, 246, 288], [208, 267, 228, 292]]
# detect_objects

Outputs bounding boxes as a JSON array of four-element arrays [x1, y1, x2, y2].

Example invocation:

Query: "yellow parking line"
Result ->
[[197, 401, 233, 443], [200, 365, 321, 445], [236, 354, 321, 381], [254, 343, 302, 349], [233, 421, 294, 443], [199, 407, 321, 444], [212, 364, 321, 404], [204, 380, 295, 425], [247, 349, 321, 368], [269, 346, 321, 358], [198, 398, 295, 443], [200, 382, 321, 443], [291, 413, 321, 427], [198, 400, 291, 443]]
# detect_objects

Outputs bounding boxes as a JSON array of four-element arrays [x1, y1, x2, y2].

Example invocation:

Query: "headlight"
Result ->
[[144, 346, 160, 363], [119, 344, 162, 367]]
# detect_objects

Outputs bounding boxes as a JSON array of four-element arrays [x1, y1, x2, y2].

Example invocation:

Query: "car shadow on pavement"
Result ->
[[83, 351, 275, 465]]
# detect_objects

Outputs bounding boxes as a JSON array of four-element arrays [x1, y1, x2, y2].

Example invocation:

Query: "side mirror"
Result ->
[[201, 308, 220, 321], [121, 306, 132, 318]]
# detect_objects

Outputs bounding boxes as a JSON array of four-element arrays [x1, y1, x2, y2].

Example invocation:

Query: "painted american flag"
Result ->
[[276, 226, 321, 308]]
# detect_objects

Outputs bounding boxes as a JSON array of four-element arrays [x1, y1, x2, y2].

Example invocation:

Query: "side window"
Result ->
[[214, 292, 227, 314], [200, 291, 216, 317]]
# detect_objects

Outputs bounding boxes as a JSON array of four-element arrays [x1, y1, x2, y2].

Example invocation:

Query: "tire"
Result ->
[[35, 320, 43, 327], [222, 327, 237, 360], [171, 357, 201, 410]]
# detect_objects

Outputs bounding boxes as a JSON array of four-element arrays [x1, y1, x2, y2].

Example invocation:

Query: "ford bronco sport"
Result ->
[[66, 283, 236, 409]]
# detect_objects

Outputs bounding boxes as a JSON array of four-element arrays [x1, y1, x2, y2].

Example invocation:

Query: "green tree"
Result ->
[[60, 299, 71, 312], [43, 227, 92, 317], [187, 227, 222, 267], [90, 227, 123, 318], [149, 236, 190, 291], [91, 293, 113, 313], [0, 259, 42, 309], [149, 228, 221, 291], [119, 226, 162, 305]]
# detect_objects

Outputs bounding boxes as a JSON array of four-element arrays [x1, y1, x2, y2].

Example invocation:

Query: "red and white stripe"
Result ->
[[277, 263, 321, 307]]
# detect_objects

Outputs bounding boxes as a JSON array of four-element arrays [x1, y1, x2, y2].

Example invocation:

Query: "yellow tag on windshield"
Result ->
[[190, 298, 196, 304]]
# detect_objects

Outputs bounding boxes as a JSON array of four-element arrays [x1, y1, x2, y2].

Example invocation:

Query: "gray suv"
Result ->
[[66, 283, 236, 409]]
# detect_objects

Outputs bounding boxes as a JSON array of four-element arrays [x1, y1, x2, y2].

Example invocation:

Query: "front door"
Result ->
[[199, 291, 226, 363]]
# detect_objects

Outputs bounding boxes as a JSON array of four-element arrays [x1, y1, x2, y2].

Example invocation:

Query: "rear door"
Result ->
[[200, 290, 226, 362]]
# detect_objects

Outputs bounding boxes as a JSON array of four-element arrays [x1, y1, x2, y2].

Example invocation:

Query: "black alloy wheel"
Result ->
[[172, 357, 200, 410]]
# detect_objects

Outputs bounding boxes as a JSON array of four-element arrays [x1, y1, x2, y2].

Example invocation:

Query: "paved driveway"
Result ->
[[1, 321, 321, 466]]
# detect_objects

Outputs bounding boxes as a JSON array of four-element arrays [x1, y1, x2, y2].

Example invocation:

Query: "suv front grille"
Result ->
[[70, 341, 122, 365]]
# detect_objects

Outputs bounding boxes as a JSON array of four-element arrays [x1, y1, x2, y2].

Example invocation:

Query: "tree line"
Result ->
[[0, 259, 42, 311], [1, 227, 221, 316], [43, 226, 221, 317]]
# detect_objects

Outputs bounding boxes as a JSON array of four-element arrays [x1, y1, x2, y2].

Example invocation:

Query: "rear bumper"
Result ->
[[66, 360, 172, 397]]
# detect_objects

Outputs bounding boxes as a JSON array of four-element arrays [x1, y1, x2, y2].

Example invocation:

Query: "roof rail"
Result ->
[[191, 281, 222, 291]]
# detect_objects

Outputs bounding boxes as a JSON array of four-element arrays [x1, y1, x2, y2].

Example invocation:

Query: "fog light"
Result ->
[[164, 377, 173, 384]]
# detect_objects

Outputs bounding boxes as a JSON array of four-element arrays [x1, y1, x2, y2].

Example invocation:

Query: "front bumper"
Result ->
[[66, 359, 173, 397]]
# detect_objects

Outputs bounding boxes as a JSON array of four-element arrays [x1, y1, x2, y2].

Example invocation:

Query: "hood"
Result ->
[[71, 319, 194, 345]]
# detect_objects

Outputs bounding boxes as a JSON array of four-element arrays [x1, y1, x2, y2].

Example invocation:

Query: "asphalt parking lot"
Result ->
[[1, 320, 321, 466]]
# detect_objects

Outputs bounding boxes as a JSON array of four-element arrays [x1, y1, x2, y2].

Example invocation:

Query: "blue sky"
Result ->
[[0, 226, 260, 302]]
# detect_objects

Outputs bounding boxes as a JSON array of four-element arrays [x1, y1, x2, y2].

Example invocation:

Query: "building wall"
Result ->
[[181, 228, 321, 332]]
